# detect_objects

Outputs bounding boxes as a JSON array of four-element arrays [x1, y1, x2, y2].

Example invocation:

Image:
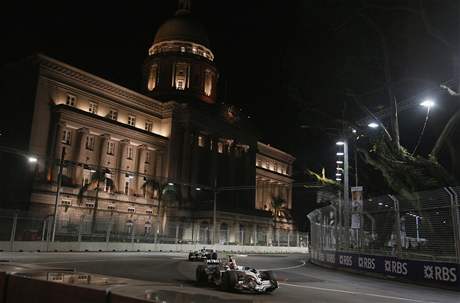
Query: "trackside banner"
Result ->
[[310, 250, 459, 289]]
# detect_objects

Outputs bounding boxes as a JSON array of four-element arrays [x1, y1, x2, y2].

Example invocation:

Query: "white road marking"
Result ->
[[259, 260, 306, 271], [280, 282, 441, 303]]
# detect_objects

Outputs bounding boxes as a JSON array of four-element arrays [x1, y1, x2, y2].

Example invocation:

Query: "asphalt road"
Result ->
[[0, 252, 458, 303]]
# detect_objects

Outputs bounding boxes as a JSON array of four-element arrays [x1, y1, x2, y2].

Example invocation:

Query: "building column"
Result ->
[[117, 139, 130, 192], [72, 127, 89, 184], [136, 145, 148, 195]]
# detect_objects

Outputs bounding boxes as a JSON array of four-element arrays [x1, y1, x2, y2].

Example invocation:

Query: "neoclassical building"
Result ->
[[0, 3, 295, 245]]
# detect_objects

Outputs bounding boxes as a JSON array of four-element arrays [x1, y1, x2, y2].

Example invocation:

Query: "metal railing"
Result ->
[[0, 209, 308, 250], [308, 186, 460, 263]]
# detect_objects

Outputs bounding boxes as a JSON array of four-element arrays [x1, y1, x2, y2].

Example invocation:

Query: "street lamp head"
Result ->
[[368, 122, 379, 129], [420, 99, 435, 108], [336, 141, 345, 146], [167, 182, 174, 186], [28, 156, 38, 163], [352, 128, 357, 134], [196, 187, 201, 191]]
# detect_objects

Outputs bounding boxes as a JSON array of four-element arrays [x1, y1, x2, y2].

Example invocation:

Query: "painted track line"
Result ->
[[280, 282, 441, 303], [259, 260, 306, 271]]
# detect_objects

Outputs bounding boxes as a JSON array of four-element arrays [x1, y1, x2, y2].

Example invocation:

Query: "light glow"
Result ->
[[336, 141, 345, 146], [28, 157, 38, 163], [336, 152, 344, 156], [368, 122, 379, 129], [420, 99, 435, 108], [336, 161, 343, 164]]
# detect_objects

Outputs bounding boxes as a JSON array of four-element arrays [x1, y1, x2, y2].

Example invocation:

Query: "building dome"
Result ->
[[153, 10, 210, 48]]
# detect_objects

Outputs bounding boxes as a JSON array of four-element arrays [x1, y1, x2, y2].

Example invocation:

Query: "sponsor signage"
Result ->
[[310, 250, 459, 288]]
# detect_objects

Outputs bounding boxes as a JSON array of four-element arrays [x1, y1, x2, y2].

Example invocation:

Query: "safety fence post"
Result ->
[[9, 212, 18, 251]]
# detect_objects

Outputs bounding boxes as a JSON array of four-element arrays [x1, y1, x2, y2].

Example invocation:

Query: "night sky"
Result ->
[[1, 0, 459, 189]]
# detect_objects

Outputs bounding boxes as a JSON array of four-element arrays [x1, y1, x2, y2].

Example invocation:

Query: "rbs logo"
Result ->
[[384, 260, 408, 275], [358, 257, 376, 270], [424, 265, 457, 282], [339, 255, 353, 267]]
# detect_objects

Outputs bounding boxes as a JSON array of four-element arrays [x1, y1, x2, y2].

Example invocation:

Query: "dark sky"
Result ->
[[1, 0, 459, 185]]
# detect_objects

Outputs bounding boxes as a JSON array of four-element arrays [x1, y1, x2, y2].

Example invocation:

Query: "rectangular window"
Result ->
[[124, 181, 130, 195], [217, 142, 224, 154], [85, 136, 95, 150], [127, 146, 133, 159], [108, 204, 116, 210], [66, 94, 76, 106], [128, 206, 135, 213], [198, 135, 204, 147], [108, 109, 118, 120], [89, 102, 98, 114], [85, 201, 95, 208], [145, 151, 151, 163], [82, 169, 91, 186], [104, 175, 112, 192], [61, 199, 72, 206], [128, 115, 136, 126], [62, 129, 71, 145], [145, 121, 153, 132], [107, 141, 115, 155]]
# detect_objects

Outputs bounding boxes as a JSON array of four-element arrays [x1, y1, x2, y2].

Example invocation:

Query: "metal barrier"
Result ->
[[0, 209, 308, 251]]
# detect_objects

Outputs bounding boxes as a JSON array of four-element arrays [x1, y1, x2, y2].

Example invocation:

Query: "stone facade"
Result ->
[[0, 4, 296, 244]]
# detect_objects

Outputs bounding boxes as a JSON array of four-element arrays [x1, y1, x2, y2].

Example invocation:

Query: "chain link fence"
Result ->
[[308, 186, 460, 263], [0, 209, 308, 250]]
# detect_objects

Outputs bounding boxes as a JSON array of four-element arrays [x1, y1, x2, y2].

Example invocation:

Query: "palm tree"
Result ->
[[141, 178, 177, 235], [78, 168, 114, 233], [271, 195, 286, 234]]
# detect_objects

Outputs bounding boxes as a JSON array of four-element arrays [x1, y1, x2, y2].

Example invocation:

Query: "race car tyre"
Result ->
[[260, 271, 278, 292], [221, 270, 238, 291], [211, 252, 218, 260], [196, 265, 208, 284]]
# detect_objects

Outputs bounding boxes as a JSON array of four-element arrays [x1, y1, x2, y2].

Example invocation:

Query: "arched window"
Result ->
[[239, 224, 245, 245], [220, 223, 228, 244], [204, 69, 213, 96], [147, 64, 158, 91], [173, 62, 190, 90], [199, 221, 210, 244]]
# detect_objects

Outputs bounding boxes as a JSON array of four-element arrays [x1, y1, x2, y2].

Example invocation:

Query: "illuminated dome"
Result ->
[[153, 10, 210, 48]]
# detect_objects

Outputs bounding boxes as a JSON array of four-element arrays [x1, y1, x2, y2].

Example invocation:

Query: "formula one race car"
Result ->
[[196, 259, 278, 293], [188, 248, 218, 261]]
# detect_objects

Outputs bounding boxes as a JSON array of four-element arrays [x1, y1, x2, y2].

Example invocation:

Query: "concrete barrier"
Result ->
[[5, 275, 107, 303], [0, 241, 307, 254]]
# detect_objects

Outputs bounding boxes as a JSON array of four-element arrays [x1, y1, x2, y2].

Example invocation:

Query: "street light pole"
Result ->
[[212, 178, 217, 245], [51, 148, 65, 243], [343, 140, 350, 248]]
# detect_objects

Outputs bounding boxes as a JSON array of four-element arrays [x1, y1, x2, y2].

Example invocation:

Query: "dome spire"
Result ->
[[177, 0, 191, 14]]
